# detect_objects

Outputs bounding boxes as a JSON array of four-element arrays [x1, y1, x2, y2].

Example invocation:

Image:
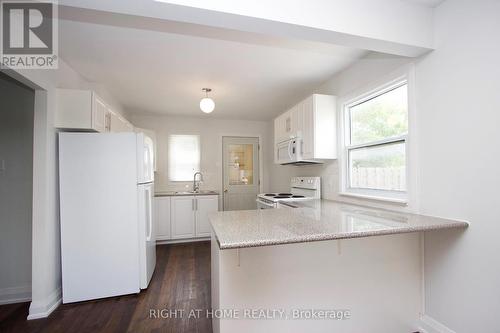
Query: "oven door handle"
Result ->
[[256, 198, 275, 208]]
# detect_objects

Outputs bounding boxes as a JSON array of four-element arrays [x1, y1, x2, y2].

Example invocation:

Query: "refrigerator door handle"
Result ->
[[145, 187, 153, 242]]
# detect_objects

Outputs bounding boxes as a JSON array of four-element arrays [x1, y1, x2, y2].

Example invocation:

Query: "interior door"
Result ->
[[223, 137, 260, 211]]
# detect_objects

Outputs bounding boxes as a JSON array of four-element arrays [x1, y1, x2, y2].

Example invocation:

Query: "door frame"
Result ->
[[219, 135, 263, 211], [1, 67, 57, 319]]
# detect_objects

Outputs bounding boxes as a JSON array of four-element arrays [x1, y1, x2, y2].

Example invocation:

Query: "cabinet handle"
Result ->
[[192, 198, 195, 211]]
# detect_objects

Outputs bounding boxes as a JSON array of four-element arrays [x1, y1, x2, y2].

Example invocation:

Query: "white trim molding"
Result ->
[[419, 314, 457, 333], [27, 287, 61, 320], [0, 285, 32, 305], [337, 63, 419, 213]]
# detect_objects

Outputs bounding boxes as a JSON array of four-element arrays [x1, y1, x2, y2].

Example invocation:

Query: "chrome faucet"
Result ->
[[193, 172, 203, 193]]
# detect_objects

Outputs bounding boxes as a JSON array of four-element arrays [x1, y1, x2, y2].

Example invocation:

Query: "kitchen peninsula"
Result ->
[[209, 200, 468, 333]]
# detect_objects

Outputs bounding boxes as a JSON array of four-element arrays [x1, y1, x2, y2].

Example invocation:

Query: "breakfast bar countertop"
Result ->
[[209, 199, 469, 249]]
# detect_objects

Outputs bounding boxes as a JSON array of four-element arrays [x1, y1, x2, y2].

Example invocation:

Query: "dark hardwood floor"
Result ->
[[0, 242, 212, 333]]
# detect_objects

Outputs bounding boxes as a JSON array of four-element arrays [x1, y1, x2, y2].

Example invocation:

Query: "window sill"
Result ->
[[339, 192, 408, 206]]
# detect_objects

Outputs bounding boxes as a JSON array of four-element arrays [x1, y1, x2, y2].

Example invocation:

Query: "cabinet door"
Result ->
[[155, 197, 171, 240], [110, 111, 130, 132], [92, 95, 108, 132], [274, 114, 286, 144], [283, 110, 293, 139], [171, 196, 195, 239], [109, 111, 119, 132], [301, 96, 315, 159], [292, 103, 303, 139], [195, 196, 219, 237], [125, 122, 134, 132]]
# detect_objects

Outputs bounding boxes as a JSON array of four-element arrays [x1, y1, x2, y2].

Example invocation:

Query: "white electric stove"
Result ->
[[256, 177, 321, 209]]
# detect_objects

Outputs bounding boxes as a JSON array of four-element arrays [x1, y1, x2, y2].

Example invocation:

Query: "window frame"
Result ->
[[339, 73, 413, 205], [167, 134, 201, 182]]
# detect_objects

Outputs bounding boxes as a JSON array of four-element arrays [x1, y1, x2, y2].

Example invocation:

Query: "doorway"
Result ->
[[0, 72, 35, 305], [222, 136, 260, 211]]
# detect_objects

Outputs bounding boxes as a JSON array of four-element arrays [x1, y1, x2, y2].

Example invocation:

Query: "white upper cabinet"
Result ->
[[274, 109, 292, 143], [300, 96, 315, 159], [92, 94, 108, 132], [56, 89, 106, 132], [56, 89, 133, 133], [274, 94, 337, 162], [110, 110, 134, 133]]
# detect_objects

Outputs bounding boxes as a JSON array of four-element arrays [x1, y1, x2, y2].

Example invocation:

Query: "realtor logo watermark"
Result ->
[[1, 0, 58, 69]]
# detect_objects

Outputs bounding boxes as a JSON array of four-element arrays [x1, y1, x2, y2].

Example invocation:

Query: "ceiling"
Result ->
[[401, 0, 445, 7], [59, 14, 367, 121]]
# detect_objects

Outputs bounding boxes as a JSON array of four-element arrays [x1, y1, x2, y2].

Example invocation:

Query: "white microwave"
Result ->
[[276, 138, 322, 165]]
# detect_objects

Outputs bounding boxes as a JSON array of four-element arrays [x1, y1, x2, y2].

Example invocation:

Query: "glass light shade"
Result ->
[[200, 97, 215, 113]]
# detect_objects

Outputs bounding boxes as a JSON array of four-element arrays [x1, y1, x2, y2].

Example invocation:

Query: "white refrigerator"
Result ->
[[59, 132, 156, 303]]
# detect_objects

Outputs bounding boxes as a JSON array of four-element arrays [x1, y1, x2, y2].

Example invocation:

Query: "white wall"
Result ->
[[2, 58, 126, 319], [270, 0, 500, 331], [130, 114, 272, 205], [0, 74, 34, 304], [416, 0, 500, 331], [268, 52, 412, 209]]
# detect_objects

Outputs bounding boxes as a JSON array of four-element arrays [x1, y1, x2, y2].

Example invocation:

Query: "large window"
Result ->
[[168, 135, 200, 182], [343, 80, 408, 201]]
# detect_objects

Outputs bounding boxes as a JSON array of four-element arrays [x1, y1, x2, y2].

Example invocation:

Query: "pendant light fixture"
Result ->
[[199, 88, 215, 114]]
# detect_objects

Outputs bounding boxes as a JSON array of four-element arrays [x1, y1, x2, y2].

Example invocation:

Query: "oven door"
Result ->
[[256, 198, 276, 209]]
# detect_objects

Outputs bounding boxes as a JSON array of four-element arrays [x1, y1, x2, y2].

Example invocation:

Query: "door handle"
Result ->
[[224, 189, 228, 193]]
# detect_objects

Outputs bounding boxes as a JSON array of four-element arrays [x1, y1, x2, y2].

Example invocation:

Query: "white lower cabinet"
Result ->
[[195, 196, 218, 237], [155, 197, 171, 240], [171, 196, 196, 239], [158, 195, 218, 241]]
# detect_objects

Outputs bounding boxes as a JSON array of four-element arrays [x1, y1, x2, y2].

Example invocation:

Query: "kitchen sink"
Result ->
[[174, 190, 218, 195]]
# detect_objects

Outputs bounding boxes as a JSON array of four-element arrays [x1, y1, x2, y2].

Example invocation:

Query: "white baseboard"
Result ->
[[0, 285, 32, 305], [156, 237, 210, 245], [419, 315, 456, 333], [27, 287, 61, 320]]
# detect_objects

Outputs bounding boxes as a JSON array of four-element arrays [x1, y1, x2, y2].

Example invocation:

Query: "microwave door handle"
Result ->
[[287, 140, 293, 159]]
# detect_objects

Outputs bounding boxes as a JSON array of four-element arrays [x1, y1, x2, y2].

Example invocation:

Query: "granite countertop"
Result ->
[[155, 190, 219, 197], [209, 199, 469, 249]]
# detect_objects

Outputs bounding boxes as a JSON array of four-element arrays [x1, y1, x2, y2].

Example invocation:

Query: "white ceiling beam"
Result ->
[[58, 0, 434, 57]]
